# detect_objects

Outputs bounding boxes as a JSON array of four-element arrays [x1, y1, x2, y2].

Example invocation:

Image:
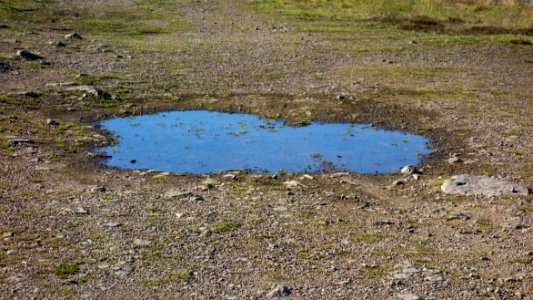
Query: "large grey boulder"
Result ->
[[441, 174, 529, 197]]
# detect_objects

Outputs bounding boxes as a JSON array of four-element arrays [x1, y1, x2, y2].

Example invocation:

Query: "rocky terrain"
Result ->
[[0, 0, 532, 299]]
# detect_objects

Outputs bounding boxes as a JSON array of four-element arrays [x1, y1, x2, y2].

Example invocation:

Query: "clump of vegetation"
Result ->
[[365, 263, 395, 278], [432, 176, 451, 187], [211, 218, 241, 233], [52, 263, 79, 278], [512, 256, 532, 264], [351, 232, 386, 244], [476, 218, 493, 230], [403, 244, 436, 257]]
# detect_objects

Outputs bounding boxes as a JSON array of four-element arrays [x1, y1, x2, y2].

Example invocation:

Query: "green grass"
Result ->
[[364, 263, 395, 278], [249, 0, 533, 48], [0, 0, 36, 16], [512, 256, 533, 264], [211, 218, 242, 233], [52, 263, 79, 278], [350, 232, 386, 244], [517, 204, 533, 212], [476, 218, 493, 230], [250, 0, 533, 32], [432, 176, 452, 187], [403, 244, 436, 257], [0, 0, 186, 39]]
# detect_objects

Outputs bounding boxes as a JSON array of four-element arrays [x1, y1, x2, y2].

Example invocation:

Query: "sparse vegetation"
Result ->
[[351, 232, 387, 244], [52, 263, 79, 278], [211, 218, 242, 233], [251, 0, 533, 33]]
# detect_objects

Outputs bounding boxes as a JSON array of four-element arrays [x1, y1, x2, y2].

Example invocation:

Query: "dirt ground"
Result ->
[[0, 0, 532, 299]]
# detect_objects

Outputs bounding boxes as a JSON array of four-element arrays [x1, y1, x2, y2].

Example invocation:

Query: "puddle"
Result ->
[[98, 110, 431, 174]]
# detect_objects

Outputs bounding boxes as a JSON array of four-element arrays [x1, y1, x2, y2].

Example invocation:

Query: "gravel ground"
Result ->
[[0, 0, 532, 299]]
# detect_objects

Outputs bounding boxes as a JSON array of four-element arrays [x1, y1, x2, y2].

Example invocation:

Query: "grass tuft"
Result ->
[[211, 218, 241, 233], [53, 263, 79, 278]]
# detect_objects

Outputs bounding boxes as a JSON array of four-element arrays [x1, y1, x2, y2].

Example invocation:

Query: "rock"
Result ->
[[222, 174, 236, 180], [447, 156, 463, 164], [441, 175, 529, 197], [283, 180, 307, 189], [358, 202, 370, 209], [65, 33, 84, 40], [152, 172, 170, 179], [13, 91, 40, 97], [445, 212, 470, 221], [412, 174, 420, 180], [392, 179, 406, 186], [397, 292, 421, 300], [392, 266, 442, 283], [266, 285, 291, 298], [65, 85, 111, 99], [17, 50, 44, 61], [337, 94, 346, 101], [7, 137, 34, 147], [72, 207, 89, 215], [0, 62, 12, 72], [87, 151, 111, 159], [201, 178, 218, 188], [400, 165, 415, 174], [133, 238, 151, 247], [273, 206, 287, 212], [402, 267, 420, 275], [189, 195, 204, 203], [80, 239, 93, 247], [90, 185, 106, 193], [48, 41, 66, 48], [0, 24, 8, 29], [6, 249, 18, 255], [374, 220, 393, 226], [330, 172, 349, 178], [195, 185, 210, 191], [45, 82, 78, 88], [103, 221, 121, 228], [422, 269, 444, 282], [163, 190, 192, 198], [300, 174, 314, 180], [3, 38, 19, 44], [46, 118, 60, 126], [401, 165, 422, 174], [393, 272, 410, 280], [114, 268, 132, 278], [12, 146, 37, 157]]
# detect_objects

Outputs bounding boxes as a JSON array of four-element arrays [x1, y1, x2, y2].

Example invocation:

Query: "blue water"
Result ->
[[98, 110, 431, 174]]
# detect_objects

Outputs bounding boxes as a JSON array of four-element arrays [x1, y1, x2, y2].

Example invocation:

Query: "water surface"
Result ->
[[98, 110, 431, 174]]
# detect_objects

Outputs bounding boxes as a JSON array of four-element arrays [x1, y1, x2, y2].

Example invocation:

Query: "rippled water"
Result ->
[[98, 110, 431, 174]]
